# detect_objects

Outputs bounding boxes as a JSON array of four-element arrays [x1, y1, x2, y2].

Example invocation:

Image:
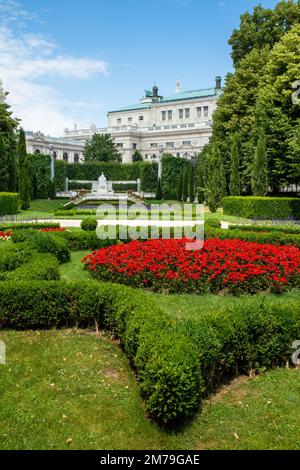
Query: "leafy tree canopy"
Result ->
[[83, 133, 121, 163]]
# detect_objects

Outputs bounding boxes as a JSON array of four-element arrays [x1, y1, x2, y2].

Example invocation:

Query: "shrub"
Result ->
[[0, 244, 27, 272], [11, 228, 37, 243], [26, 232, 70, 263], [0, 281, 299, 424], [81, 217, 98, 231], [228, 224, 300, 234], [205, 225, 300, 249], [59, 231, 116, 250], [0, 222, 60, 231], [3, 253, 60, 281], [223, 196, 300, 220], [83, 238, 300, 295], [0, 192, 19, 216]]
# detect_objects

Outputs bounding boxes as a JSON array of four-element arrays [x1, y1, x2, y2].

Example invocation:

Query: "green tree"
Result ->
[[0, 133, 9, 191], [188, 165, 195, 203], [254, 23, 300, 191], [18, 129, 30, 210], [182, 165, 189, 202], [83, 133, 121, 162], [251, 128, 268, 196], [229, 135, 241, 196], [0, 80, 18, 191], [155, 178, 163, 200], [229, 1, 300, 67], [132, 149, 143, 162], [205, 145, 226, 213], [176, 169, 183, 201]]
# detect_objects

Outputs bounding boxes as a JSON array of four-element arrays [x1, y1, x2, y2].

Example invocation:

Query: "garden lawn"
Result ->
[[59, 250, 91, 282], [19, 199, 69, 219], [0, 329, 300, 450]]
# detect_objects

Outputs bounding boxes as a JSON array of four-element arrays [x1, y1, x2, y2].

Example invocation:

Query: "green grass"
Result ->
[[18, 199, 69, 220], [0, 329, 300, 450], [59, 251, 91, 282]]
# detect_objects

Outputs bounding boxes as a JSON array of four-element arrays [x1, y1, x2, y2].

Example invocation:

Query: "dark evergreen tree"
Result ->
[[0, 133, 9, 191], [18, 128, 30, 210], [132, 149, 143, 162], [205, 144, 226, 213], [182, 165, 189, 202], [229, 135, 241, 196], [83, 133, 121, 162], [251, 128, 268, 196], [155, 178, 163, 200], [188, 165, 195, 203], [176, 169, 183, 201]]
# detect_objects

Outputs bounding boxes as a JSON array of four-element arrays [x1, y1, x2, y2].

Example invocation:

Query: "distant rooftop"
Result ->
[[108, 80, 221, 114]]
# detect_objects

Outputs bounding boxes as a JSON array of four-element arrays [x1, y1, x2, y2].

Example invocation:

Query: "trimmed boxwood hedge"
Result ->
[[223, 196, 300, 220], [0, 222, 60, 232], [205, 225, 300, 248], [0, 280, 299, 424], [0, 192, 19, 216], [228, 224, 300, 234]]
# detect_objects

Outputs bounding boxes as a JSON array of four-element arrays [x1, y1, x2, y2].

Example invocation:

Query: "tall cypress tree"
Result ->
[[251, 128, 268, 196], [205, 144, 226, 213], [176, 169, 183, 201], [155, 178, 163, 200], [0, 133, 9, 192], [229, 135, 241, 196], [18, 128, 30, 210], [182, 165, 189, 202], [7, 138, 17, 192], [188, 165, 195, 203]]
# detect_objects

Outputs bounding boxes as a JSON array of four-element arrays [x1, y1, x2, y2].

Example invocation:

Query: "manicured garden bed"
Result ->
[[82, 238, 300, 295]]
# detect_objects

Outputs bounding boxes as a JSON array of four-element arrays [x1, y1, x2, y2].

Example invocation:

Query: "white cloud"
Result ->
[[0, 1, 108, 135]]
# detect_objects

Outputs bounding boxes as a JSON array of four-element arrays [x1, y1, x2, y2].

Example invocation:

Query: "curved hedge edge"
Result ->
[[0, 280, 201, 425], [223, 196, 300, 221]]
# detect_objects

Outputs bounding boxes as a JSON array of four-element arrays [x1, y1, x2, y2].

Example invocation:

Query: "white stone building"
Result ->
[[26, 77, 222, 164], [25, 131, 84, 163]]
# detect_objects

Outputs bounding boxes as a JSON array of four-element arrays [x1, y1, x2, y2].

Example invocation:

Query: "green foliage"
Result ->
[[229, 135, 241, 196], [132, 149, 143, 162], [54, 160, 67, 191], [59, 231, 114, 250], [3, 253, 60, 282], [188, 165, 195, 203], [0, 244, 27, 272], [161, 154, 191, 200], [18, 129, 30, 210], [83, 133, 121, 162], [26, 232, 70, 264], [28, 153, 51, 199], [67, 161, 140, 180], [205, 224, 300, 248], [0, 222, 59, 231], [0, 192, 19, 216], [139, 162, 158, 192], [155, 178, 162, 200], [112, 182, 137, 192], [69, 181, 92, 191], [11, 228, 37, 243], [251, 128, 268, 196], [0, 132, 9, 191], [176, 169, 183, 201], [223, 196, 300, 220], [228, 1, 300, 67], [229, 223, 300, 234], [81, 218, 98, 232], [182, 165, 189, 202], [205, 145, 226, 213]]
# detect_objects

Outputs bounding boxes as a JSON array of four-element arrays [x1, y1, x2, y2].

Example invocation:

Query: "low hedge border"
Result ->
[[223, 196, 300, 220], [229, 224, 300, 234], [0, 280, 299, 424], [205, 225, 300, 248], [0, 193, 19, 216], [0, 222, 60, 231]]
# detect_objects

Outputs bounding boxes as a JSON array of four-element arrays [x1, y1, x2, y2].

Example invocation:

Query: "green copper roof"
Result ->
[[108, 103, 151, 114], [108, 87, 220, 114], [162, 87, 219, 102]]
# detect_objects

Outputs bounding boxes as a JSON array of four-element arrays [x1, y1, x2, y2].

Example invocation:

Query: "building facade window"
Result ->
[[151, 154, 157, 160], [150, 143, 158, 148], [34, 149, 41, 154], [139, 116, 144, 121], [117, 143, 123, 148], [63, 152, 68, 162], [166, 142, 174, 148], [168, 110, 172, 120], [132, 143, 137, 149], [74, 153, 79, 163], [183, 140, 191, 145], [117, 118, 122, 124], [128, 117, 132, 122], [162, 111, 166, 121], [53, 151, 57, 160], [179, 109, 183, 119], [185, 108, 190, 118], [197, 107, 202, 118], [203, 106, 209, 117]]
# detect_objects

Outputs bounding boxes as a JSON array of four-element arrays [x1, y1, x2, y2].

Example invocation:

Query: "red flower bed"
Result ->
[[39, 227, 66, 233], [82, 238, 300, 295], [0, 230, 13, 239]]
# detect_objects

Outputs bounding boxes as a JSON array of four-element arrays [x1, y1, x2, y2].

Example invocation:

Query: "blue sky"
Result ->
[[0, 0, 279, 135]]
